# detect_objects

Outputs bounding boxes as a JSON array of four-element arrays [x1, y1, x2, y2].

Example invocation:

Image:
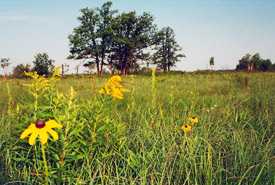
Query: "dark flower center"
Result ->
[[185, 125, 188, 128], [35, 120, 45, 129], [192, 117, 195, 119]]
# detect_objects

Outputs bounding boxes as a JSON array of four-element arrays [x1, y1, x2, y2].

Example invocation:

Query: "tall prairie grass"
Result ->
[[0, 72, 274, 184]]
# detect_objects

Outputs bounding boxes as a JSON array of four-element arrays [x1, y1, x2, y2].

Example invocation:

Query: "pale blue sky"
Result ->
[[0, 0, 275, 74]]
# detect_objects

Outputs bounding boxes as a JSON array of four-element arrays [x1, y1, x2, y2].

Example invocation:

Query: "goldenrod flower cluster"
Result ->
[[99, 75, 130, 99]]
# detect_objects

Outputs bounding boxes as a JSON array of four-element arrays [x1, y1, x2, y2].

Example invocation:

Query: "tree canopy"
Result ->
[[152, 27, 185, 72], [13, 64, 30, 78], [68, 1, 118, 75], [68, 2, 184, 75], [236, 53, 274, 72], [33, 53, 54, 75], [0, 58, 11, 77]]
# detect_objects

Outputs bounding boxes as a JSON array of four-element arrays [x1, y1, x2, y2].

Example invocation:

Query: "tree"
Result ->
[[152, 27, 185, 72], [13, 64, 30, 78], [236, 53, 274, 72], [209, 56, 214, 70], [236, 54, 251, 71], [61, 64, 70, 75], [0, 58, 11, 77], [259, 59, 272, 71], [33, 53, 54, 75], [250, 53, 261, 71], [110, 11, 156, 75], [68, 1, 118, 76]]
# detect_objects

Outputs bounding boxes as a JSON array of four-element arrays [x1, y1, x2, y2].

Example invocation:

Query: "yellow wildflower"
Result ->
[[188, 117, 198, 123], [181, 124, 192, 132], [20, 120, 63, 145], [98, 89, 105, 94], [99, 75, 130, 99], [24, 71, 39, 79], [52, 66, 62, 77]]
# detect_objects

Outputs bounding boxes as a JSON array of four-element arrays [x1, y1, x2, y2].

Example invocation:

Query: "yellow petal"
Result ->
[[39, 131, 48, 145], [20, 124, 36, 139], [98, 89, 105, 94], [29, 132, 39, 146], [47, 128, 59, 140], [46, 120, 63, 129], [121, 88, 131, 92]]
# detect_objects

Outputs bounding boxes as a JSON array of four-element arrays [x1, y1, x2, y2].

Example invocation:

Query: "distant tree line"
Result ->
[[11, 53, 55, 78], [68, 1, 184, 75], [236, 53, 275, 72]]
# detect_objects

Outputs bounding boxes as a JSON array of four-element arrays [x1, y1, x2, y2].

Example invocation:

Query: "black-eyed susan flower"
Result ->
[[188, 117, 198, 123], [99, 75, 130, 99], [181, 124, 192, 132], [20, 119, 63, 145]]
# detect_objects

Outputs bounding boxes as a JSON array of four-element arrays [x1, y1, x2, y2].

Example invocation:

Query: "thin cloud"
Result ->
[[0, 15, 29, 21], [0, 15, 51, 22]]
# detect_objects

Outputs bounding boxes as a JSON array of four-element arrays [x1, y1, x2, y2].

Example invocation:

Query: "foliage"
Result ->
[[12, 63, 31, 78], [110, 11, 156, 75], [152, 27, 185, 72], [68, 1, 118, 76], [32, 53, 54, 75], [209, 56, 214, 66], [236, 53, 274, 71], [0, 58, 11, 77], [69, 2, 162, 75]]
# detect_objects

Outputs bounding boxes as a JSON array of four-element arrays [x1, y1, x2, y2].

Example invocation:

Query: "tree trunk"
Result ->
[[100, 62, 104, 76], [96, 61, 100, 76], [95, 55, 100, 76], [4, 66, 7, 77]]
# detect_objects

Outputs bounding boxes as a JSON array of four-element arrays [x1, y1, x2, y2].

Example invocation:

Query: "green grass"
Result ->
[[0, 72, 274, 184]]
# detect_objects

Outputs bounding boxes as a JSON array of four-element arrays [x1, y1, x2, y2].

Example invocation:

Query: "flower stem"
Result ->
[[41, 143, 49, 185]]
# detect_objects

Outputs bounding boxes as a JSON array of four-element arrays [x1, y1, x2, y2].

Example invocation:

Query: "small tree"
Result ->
[[13, 64, 31, 78], [259, 59, 272, 71], [1, 58, 11, 77], [61, 64, 70, 75], [33, 53, 54, 75], [209, 56, 214, 70]]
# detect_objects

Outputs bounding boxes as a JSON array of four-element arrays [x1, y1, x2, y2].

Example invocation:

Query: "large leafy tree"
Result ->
[[33, 53, 54, 75], [109, 11, 155, 75], [0, 58, 11, 77], [152, 27, 185, 72], [68, 1, 118, 76]]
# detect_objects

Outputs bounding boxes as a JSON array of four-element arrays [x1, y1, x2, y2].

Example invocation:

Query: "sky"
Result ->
[[0, 0, 275, 74]]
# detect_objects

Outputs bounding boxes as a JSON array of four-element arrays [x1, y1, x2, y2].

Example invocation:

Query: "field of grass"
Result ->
[[0, 71, 274, 184]]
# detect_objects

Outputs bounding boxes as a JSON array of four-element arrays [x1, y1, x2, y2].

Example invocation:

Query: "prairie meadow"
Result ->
[[0, 70, 274, 184]]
